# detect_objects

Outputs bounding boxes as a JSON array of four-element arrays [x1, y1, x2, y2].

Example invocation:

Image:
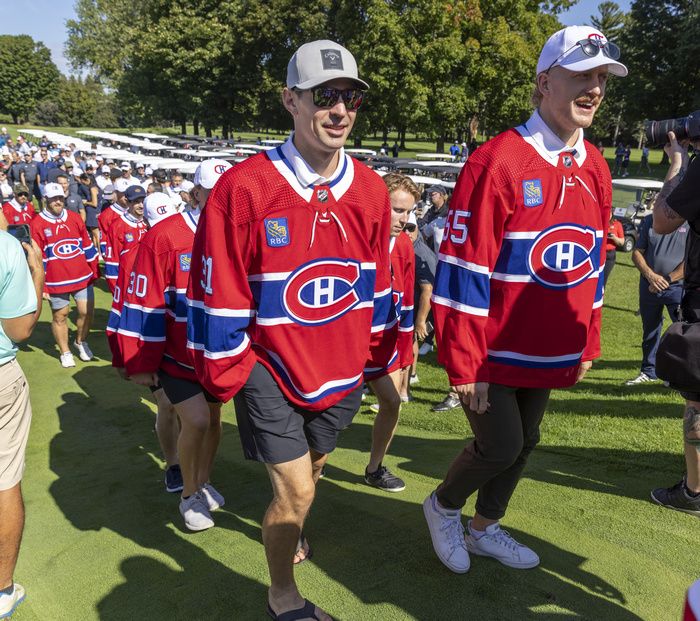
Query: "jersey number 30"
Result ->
[[201, 256, 213, 295]]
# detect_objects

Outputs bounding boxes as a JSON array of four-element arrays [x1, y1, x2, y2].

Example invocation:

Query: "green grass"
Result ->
[[10, 248, 697, 619]]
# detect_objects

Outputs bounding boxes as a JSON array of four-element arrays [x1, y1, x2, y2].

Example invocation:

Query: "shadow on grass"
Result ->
[[49, 366, 646, 620]]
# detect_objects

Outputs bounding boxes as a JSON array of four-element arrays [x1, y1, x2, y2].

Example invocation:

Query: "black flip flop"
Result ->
[[293, 531, 313, 565], [267, 599, 325, 620]]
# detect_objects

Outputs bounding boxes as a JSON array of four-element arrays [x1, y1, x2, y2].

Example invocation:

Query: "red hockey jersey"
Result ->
[[30, 208, 99, 294], [104, 212, 147, 291], [98, 203, 125, 258], [118, 211, 198, 381], [392, 232, 415, 368], [432, 111, 610, 388], [105, 247, 138, 368], [187, 142, 398, 410], [2, 199, 35, 225]]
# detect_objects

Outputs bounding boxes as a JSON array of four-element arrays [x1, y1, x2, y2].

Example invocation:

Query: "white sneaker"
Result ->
[[418, 342, 433, 356], [465, 520, 540, 569], [423, 493, 470, 573], [369, 403, 380, 413], [409, 374, 419, 385], [60, 352, 76, 368], [74, 340, 94, 361], [0, 583, 25, 618], [625, 372, 653, 386], [201, 483, 225, 511], [179, 492, 214, 531]]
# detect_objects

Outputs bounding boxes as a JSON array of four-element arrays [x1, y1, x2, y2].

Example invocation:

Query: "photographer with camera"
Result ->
[[651, 128, 700, 516], [0, 226, 43, 618]]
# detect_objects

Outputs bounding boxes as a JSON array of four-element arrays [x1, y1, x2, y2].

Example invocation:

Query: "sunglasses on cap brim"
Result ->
[[547, 38, 620, 73], [295, 86, 365, 111]]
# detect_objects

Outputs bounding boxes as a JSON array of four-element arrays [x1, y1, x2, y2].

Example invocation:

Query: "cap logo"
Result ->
[[588, 33, 607, 44], [214, 164, 227, 174], [157, 205, 167, 215], [321, 49, 343, 71]]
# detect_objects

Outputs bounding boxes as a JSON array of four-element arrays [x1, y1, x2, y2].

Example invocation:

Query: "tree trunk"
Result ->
[[180, 120, 186, 135], [222, 122, 230, 139], [436, 131, 445, 153], [205, 125, 212, 138], [193, 119, 199, 135], [399, 126, 406, 150], [612, 111, 622, 145]]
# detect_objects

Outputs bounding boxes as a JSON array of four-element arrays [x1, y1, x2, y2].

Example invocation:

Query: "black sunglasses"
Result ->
[[546, 37, 620, 73], [404, 223, 417, 232], [297, 86, 365, 111]]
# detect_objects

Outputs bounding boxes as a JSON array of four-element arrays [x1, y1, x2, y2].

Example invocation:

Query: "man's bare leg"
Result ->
[[0, 484, 24, 590], [200, 403, 222, 487], [153, 389, 179, 468], [367, 371, 402, 473], [74, 295, 94, 343], [265, 453, 332, 621], [174, 393, 209, 497], [684, 400, 700, 493], [50, 306, 70, 353]]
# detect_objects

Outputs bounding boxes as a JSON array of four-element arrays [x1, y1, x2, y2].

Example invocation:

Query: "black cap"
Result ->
[[426, 185, 447, 195]]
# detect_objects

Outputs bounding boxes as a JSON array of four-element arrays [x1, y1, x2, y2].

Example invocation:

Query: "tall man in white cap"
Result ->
[[423, 26, 627, 574], [119, 161, 232, 531], [187, 42, 396, 620]]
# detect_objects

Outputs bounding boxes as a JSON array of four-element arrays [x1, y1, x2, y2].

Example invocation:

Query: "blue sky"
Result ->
[[0, 0, 632, 76]]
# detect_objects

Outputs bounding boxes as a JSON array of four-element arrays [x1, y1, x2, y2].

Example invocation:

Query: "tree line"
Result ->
[[1, 1, 698, 148]]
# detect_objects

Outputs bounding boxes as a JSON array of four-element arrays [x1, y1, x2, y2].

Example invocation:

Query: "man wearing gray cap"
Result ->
[[188, 40, 395, 621]]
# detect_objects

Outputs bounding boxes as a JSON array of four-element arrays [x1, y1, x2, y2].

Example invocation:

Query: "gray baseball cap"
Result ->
[[286, 40, 369, 90]]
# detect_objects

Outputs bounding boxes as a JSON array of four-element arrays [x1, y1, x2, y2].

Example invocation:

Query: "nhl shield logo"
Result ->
[[562, 155, 573, 168], [522, 179, 544, 208], [316, 188, 329, 203], [265, 218, 290, 247]]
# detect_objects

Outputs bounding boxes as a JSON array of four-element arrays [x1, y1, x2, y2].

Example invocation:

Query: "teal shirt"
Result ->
[[0, 231, 36, 364]]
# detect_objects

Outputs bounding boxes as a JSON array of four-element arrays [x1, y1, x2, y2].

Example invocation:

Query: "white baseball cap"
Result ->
[[287, 40, 369, 90], [114, 178, 130, 193], [536, 26, 627, 77], [101, 165, 110, 173], [407, 211, 417, 227], [102, 184, 115, 200], [180, 179, 194, 192], [120, 161, 131, 171], [44, 183, 64, 199], [144, 192, 178, 226], [145, 166, 153, 176], [193, 159, 232, 189]]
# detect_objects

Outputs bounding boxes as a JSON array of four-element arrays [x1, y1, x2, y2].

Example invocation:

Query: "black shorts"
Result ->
[[157, 369, 218, 405], [233, 362, 362, 464], [148, 382, 161, 394], [680, 391, 700, 402]]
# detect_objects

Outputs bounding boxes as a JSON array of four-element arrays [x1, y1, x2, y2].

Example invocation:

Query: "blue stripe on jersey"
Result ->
[[400, 307, 414, 330], [106, 308, 120, 332], [164, 290, 188, 320], [371, 288, 396, 329], [83, 244, 97, 261], [487, 353, 582, 369], [104, 262, 119, 278], [119, 305, 166, 340], [250, 268, 377, 324], [187, 304, 251, 354], [434, 260, 490, 311]]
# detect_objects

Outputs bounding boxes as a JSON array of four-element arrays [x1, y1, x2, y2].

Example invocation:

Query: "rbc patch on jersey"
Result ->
[[125, 233, 134, 242], [265, 218, 290, 247], [523, 179, 544, 207], [178, 253, 191, 272]]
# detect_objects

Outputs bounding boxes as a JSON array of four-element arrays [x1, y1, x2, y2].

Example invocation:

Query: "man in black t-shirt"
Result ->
[[651, 130, 700, 517]]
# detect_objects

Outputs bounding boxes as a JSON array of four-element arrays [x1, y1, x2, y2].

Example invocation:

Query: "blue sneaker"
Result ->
[[165, 465, 183, 493], [0, 583, 25, 619]]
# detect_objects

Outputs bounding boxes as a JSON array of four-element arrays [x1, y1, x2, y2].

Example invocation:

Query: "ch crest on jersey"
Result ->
[[527, 223, 597, 288], [523, 179, 543, 207], [265, 218, 290, 247], [282, 258, 361, 325]]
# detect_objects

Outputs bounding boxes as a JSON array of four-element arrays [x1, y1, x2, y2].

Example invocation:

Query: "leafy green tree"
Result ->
[[0, 35, 61, 123], [591, 2, 626, 39]]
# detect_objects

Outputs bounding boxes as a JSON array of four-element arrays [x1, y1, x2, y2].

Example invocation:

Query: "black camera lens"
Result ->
[[645, 110, 700, 145]]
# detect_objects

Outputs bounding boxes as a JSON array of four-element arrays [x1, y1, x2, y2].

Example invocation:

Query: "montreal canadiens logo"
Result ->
[[214, 164, 227, 174], [283, 258, 361, 325], [53, 239, 82, 260], [527, 224, 597, 288]]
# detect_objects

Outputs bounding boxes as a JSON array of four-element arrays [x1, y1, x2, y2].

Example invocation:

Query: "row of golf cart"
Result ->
[[611, 178, 663, 252]]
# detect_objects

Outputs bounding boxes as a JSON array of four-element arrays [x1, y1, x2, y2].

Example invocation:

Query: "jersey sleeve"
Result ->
[[119, 243, 170, 375], [104, 224, 120, 292], [106, 252, 133, 368], [398, 240, 415, 368], [431, 163, 512, 385], [583, 194, 611, 363], [186, 182, 257, 402], [364, 193, 400, 380]]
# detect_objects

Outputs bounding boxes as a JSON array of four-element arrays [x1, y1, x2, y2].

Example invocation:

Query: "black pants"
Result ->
[[436, 384, 550, 520], [603, 250, 616, 288]]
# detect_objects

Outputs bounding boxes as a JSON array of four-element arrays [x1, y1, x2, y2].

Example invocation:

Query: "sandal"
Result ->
[[267, 599, 327, 620], [293, 531, 313, 565]]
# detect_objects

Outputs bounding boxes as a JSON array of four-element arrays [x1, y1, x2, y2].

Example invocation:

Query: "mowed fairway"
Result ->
[[11, 251, 697, 620]]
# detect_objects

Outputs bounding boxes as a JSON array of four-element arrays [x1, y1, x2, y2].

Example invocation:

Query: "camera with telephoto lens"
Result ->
[[645, 111, 700, 145]]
